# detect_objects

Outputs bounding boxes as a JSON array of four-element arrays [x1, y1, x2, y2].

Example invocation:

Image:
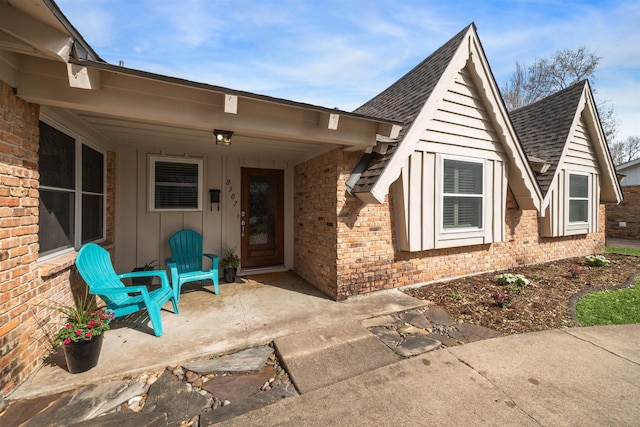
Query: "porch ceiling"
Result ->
[[67, 109, 334, 162]]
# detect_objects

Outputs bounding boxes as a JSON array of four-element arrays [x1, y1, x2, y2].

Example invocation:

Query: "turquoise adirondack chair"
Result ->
[[75, 243, 179, 337], [166, 230, 220, 301]]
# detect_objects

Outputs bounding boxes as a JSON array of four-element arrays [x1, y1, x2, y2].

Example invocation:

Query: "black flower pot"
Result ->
[[223, 267, 237, 283], [62, 334, 104, 374], [131, 267, 154, 286]]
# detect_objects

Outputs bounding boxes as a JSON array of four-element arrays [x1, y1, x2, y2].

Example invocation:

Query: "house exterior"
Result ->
[[606, 159, 640, 239], [0, 3, 621, 399]]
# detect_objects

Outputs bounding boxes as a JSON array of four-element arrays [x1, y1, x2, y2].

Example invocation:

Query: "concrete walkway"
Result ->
[[218, 324, 640, 426], [10, 272, 426, 400]]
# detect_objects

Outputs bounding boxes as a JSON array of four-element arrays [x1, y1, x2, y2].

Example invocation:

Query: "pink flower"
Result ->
[[65, 323, 71, 329], [75, 329, 83, 336], [64, 338, 72, 345], [85, 331, 93, 338]]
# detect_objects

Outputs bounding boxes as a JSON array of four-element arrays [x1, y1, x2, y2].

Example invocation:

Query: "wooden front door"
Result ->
[[240, 168, 284, 268]]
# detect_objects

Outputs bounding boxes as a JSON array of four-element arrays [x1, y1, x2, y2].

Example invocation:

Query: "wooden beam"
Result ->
[[18, 58, 380, 148], [66, 63, 101, 90], [224, 94, 237, 114], [0, 3, 73, 62]]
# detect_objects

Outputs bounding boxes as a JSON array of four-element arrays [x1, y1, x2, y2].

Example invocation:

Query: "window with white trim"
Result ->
[[38, 121, 105, 257], [568, 173, 589, 223], [149, 156, 203, 211], [442, 157, 484, 230]]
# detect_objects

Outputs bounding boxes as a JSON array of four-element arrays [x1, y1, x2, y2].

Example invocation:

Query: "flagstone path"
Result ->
[[0, 306, 500, 426]]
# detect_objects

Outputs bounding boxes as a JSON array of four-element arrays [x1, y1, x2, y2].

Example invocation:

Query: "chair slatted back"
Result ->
[[76, 243, 128, 306], [168, 230, 204, 273]]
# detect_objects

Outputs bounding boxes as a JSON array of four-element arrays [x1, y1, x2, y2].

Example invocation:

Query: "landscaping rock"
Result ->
[[69, 410, 168, 427]]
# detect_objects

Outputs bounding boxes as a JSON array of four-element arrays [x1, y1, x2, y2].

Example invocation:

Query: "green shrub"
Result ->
[[496, 273, 529, 287], [585, 254, 610, 267]]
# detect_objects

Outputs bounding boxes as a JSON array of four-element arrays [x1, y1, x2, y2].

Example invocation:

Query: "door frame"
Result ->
[[240, 167, 285, 268]]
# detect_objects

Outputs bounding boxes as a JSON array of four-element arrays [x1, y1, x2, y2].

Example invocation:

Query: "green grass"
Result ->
[[605, 246, 640, 256], [576, 281, 640, 326]]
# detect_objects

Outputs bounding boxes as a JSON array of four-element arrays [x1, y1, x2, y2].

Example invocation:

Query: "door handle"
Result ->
[[241, 220, 245, 237]]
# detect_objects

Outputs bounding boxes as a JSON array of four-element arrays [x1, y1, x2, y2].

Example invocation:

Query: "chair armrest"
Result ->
[[203, 254, 220, 269], [120, 270, 172, 291], [90, 285, 148, 296]]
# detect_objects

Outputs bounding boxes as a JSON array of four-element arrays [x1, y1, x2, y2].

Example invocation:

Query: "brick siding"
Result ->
[[295, 149, 605, 301], [0, 81, 116, 398], [606, 185, 640, 239]]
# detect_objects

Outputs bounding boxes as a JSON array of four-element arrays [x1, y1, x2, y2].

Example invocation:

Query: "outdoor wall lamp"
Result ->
[[214, 129, 233, 146]]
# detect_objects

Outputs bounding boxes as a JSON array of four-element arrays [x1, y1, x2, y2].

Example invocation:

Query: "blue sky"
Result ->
[[56, 0, 639, 142]]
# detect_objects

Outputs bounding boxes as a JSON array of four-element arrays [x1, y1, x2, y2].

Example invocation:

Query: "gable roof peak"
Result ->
[[353, 23, 475, 137]]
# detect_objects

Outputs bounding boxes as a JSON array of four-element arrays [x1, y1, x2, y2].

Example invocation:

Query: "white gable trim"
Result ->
[[365, 26, 542, 212], [541, 83, 622, 214]]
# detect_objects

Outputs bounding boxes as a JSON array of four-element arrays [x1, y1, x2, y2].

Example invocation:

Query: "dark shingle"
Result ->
[[350, 24, 472, 194], [510, 81, 586, 196]]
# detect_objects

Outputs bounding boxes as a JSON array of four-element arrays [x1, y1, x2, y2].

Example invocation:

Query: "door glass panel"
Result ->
[[248, 176, 276, 245]]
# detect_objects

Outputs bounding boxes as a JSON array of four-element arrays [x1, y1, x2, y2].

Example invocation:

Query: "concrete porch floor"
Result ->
[[11, 272, 426, 400]]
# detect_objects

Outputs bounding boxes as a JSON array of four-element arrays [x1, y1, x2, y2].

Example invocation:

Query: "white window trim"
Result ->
[[566, 171, 590, 226], [439, 154, 485, 234], [149, 156, 203, 212], [38, 116, 106, 261]]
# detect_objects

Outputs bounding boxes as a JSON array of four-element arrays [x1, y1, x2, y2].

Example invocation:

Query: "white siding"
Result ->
[[541, 117, 600, 237], [395, 67, 507, 251], [619, 165, 640, 186], [115, 148, 293, 273]]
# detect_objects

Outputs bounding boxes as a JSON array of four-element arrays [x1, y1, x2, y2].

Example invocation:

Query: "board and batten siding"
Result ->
[[541, 116, 601, 237], [115, 146, 294, 273], [393, 67, 508, 252]]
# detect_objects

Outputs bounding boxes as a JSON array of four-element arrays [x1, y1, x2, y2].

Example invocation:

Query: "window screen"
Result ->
[[443, 159, 483, 230], [151, 158, 201, 210], [38, 122, 105, 256]]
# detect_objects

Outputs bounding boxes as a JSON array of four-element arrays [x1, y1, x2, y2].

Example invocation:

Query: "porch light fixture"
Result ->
[[214, 129, 233, 146]]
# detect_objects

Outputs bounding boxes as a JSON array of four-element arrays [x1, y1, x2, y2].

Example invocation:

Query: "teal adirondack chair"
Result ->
[[75, 243, 179, 337], [166, 230, 220, 301]]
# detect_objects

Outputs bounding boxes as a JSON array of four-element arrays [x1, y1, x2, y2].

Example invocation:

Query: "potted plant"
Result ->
[[220, 245, 240, 283], [51, 289, 114, 373], [131, 259, 157, 286]]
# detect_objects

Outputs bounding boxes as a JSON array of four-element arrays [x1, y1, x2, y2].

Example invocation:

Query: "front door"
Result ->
[[241, 168, 284, 268]]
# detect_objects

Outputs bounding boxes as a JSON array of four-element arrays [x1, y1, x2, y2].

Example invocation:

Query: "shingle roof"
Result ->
[[350, 23, 472, 194], [510, 81, 586, 196]]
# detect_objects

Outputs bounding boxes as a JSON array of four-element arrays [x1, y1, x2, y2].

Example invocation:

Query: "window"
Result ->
[[568, 173, 589, 223], [38, 121, 105, 257], [149, 156, 202, 211], [442, 157, 483, 230]]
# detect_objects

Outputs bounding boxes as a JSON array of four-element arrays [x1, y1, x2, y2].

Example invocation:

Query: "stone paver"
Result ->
[[399, 310, 432, 329], [394, 336, 442, 357], [142, 371, 210, 426], [457, 323, 502, 342], [202, 366, 276, 401], [424, 306, 456, 325], [200, 383, 298, 425], [183, 346, 274, 374], [370, 326, 402, 347]]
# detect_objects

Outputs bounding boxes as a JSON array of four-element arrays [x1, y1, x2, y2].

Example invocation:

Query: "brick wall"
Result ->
[[294, 148, 606, 300], [0, 81, 116, 398], [293, 150, 338, 297], [606, 185, 640, 239]]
